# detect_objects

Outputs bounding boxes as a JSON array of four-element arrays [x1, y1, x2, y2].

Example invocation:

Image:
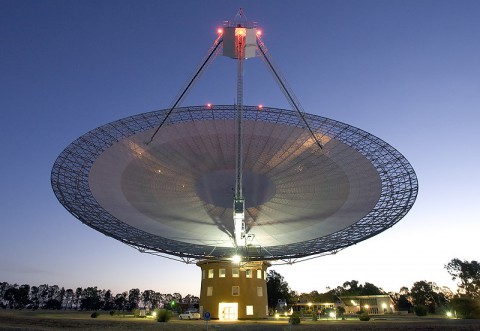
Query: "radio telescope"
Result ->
[[51, 10, 418, 319]]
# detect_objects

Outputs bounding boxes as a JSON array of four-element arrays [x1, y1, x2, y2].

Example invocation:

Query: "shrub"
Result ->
[[109, 310, 115, 316], [336, 306, 346, 318], [156, 309, 172, 322], [133, 309, 140, 318], [90, 311, 99, 318], [312, 312, 318, 321], [359, 313, 370, 321], [414, 305, 428, 316], [289, 312, 300, 325]]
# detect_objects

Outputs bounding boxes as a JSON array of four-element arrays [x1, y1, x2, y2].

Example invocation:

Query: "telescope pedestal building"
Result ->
[[197, 261, 270, 319]]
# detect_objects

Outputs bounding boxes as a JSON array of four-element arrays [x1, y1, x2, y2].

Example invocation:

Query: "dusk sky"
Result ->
[[1, 0, 479, 297]]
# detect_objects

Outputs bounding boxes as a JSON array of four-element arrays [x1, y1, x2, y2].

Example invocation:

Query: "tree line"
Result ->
[[2, 258, 478, 318], [266, 258, 480, 319], [0, 283, 198, 312]]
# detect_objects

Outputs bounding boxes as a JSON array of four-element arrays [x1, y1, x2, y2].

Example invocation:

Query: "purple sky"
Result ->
[[1, 0, 479, 296]]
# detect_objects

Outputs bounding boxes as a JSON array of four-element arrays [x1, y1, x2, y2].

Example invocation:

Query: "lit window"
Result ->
[[257, 287, 263, 297], [208, 269, 214, 278], [232, 286, 240, 296], [246, 305, 253, 315], [246, 269, 252, 278], [257, 270, 262, 279], [202, 270, 205, 280], [264, 271, 267, 280], [207, 286, 213, 296], [219, 268, 226, 278], [232, 268, 239, 278]]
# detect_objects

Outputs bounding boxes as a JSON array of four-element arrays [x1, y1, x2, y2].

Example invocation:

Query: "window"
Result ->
[[257, 287, 263, 297], [207, 286, 213, 296], [232, 268, 239, 278], [232, 286, 240, 296], [202, 270, 205, 279], [219, 268, 226, 278], [264, 271, 267, 280], [208, 269, 214, 278], [257, 269, 262, 279], [246, 305, 253, 315], [246, 269, 252, 278]]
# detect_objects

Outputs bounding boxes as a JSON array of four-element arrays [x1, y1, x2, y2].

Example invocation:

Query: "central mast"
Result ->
[[222, 9, 258, 248], [234, 25, 245, 247]]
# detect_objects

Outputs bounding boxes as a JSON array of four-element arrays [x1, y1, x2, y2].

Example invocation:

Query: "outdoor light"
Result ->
[[231, 254, 241, 263], [275, 313, 279, 319], [329, 312, 335, 318], [152, 311, 157, 317], [446, 311, 452, 317], [382, 303, 387, 309], [308, 302, 312, 307]]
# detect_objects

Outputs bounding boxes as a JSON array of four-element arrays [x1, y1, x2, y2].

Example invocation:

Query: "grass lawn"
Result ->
[[0, 310, 479, 330]]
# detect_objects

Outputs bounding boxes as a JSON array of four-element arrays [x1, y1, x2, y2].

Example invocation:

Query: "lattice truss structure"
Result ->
[[51, 105, 418, 263]]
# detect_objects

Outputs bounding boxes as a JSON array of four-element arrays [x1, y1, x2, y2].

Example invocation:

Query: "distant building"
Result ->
[[340, 295, 395, 315], [293, 301, 338, 314], [292, 295, 395, 316]]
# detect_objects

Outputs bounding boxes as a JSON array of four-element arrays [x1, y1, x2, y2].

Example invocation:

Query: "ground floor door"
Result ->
[[218, 302, 238, 321]]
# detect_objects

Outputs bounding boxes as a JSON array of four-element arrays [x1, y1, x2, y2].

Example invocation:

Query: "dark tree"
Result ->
[[74, 287, 82, 310], [142, 290, 154, 309], [17, 284, 31, 308], [361, 282, 383, 295], [396, 295, 413, 312], [37, 284, 49, 308], [410, 281, 447, 314], [449, 296, 480, 319], [266, 270, 292, 309], [336, 280, 383, 296], [342, 280, 361, 295], [3, 286, 19, 309], [29, 286, 40, 309], [0, 282, 8, 301], [103, 289, 114, 310], [445, 259, 480, 298], [151, 292, 162, 309], [64, 289, 74, 309], [127, 288, 140, 310], [80, 287, 101, 310], [114, 292, 127, 311]]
